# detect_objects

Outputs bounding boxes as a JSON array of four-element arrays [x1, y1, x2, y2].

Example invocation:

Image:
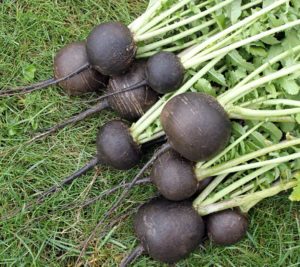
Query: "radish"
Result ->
[[0, 42, 108, 97], [32, 41, 300, 202], [1, 0, 271, 97], [121, 197, 205, 266], [0, 0, 238, 95], [206, 209, 248, 245]]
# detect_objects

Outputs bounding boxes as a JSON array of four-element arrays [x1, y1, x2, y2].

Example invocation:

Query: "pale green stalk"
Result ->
[[212, 152, 300, 175], [199, 122, 264, 169], [255, 99, 300, 108], [137, 20, 215, 54], [180, 0, 287, 63], [184, 19, 300, 69], [129, 0, 170, 33], [222, 45, 300, 99], [136, 29, 218, 58], [230, 177, 270, 197], [146, 0, 213, 33], [228, 107, 300, 119], [193, 174, 228, 205], [136, 0, 207, 35], [229, 115, 295, 123], [218, 64, 300, 106], [200, 164, 278, 206], [194, 180, 298, 215], [239, 95, 281, 108], [195, 138, 300, 180], [134, 0, 235, 42]]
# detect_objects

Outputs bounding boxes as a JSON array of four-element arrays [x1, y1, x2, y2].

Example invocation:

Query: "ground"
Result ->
[[0, 0, 299, 266]]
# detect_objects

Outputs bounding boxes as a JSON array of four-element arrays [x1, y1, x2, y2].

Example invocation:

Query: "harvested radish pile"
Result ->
[[1, 0, 300, 266]]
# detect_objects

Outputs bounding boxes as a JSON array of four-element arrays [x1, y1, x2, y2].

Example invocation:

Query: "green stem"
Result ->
[[137, 29, 219, 58], [180, 0, 285, 63], [195, 138, 300, 180], [212, 152, 300, 176], [137, 20, 215, 54], [138, 0, 263, 56], [184, 19, 300, 69], [229, 115, 296, 123], [200, 122, 264, 169], [239, 95, 281, 108], [200, 164, 278, 206], [218, 64, 300, 106], [134, 0, 235, 42], [223, 45, 300, 99], [230, 177, 270, 198], [192, 19, 257, 59], [130, 55, 224, 140], [194, 180, 298, 215], [136, 0, 204, 35], [129, 0, 169, 34], [193, 174, 228, 205], [138, 130, 165, 144], [146, 0, 214, 33], [228, 107, 300, 118], [257, 99, 300, 108]]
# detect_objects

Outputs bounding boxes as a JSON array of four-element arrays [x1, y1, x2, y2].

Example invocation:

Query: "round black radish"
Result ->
[[108, 61, 158, 121], [146, 51, 184, 94], [54, 42, 108, 96], [206, 209, 248, 246], [151, 149, 198, 201], [134, 198, 205, 264], [161, 92, 231, 162], [96, 120, 141, 170], [86, 22, 136, 76]]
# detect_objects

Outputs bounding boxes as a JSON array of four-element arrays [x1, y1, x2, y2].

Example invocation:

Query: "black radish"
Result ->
[[26, 121, 169, 207], [86, 22, 137, 76], [107, 91, 231, 202], [0, 42, 108, 96], [161, 92, 231, 162], [116, 51, 185, 94], [31, 61, 158, 142], [121, 197, 205, 266], [96, 120, 141, 170], [206, 209, 248, 245], [150, 149, 198, 201], [150, 149, 215, 201], [106, 61, 158, 121]]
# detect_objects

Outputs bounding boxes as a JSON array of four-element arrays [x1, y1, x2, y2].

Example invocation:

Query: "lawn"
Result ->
[[0, 0, 299, 266]]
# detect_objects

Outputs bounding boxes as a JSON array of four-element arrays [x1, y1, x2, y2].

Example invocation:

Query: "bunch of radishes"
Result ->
[[1, 0, 300, 266]]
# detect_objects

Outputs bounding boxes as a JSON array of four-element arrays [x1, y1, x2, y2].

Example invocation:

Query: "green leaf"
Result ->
[[279, 122, 296, 132], [247, 46, 267, 57], [289, 172, 300, 201], [194, 78, 216, 97], [22, 64, 36, 82], [249, 131, 268, 148], [227, 68, 247, 87], [226, 0, 242, 24], [232, 121, 246, 136], [278, 78, 300, 95], [227, 50, 255, 71], [208, 69, 227, 86], [283, 29, 300, 51], [261, 35, 280, 45], [291, 0, 300, 10], [213, 14, 227, 30], [262, 122, 283, 143]]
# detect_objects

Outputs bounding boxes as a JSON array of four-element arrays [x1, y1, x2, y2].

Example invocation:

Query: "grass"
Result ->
[[0, 0, 299, 266]]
